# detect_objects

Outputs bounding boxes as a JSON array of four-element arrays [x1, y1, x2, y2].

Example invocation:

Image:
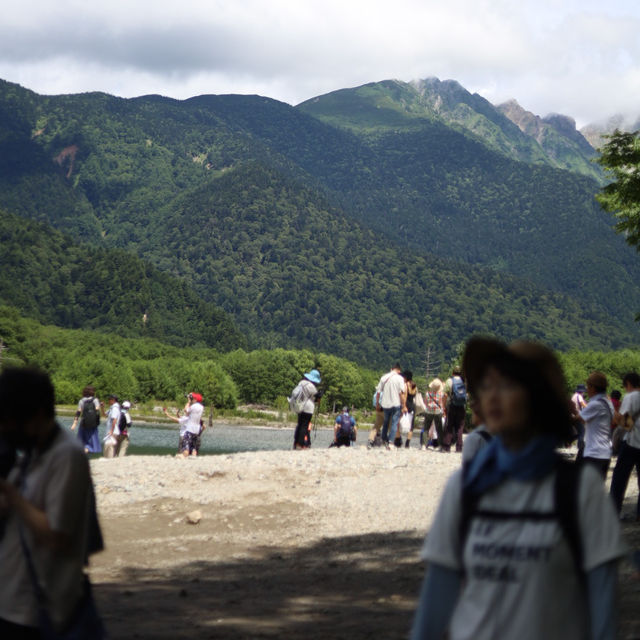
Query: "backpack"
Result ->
[[449, 376, 467, 407], [337, 414, 354, 438], [288, 381, 311, 413], [118, 411, 130, 435], [459, 457, 584, 585], [81, 398, 100, 430]]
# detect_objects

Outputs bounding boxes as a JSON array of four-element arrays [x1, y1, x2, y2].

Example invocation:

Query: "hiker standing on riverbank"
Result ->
[[375, 364, 406, 449], [181, 393, 204, 457], [577, 372, 613, 479], [70, 385, 101, 454], [102, 395, 121, 458], [443, 368, 467, 452], [290, 370, 322, 450], [421, 378, 445, 450]]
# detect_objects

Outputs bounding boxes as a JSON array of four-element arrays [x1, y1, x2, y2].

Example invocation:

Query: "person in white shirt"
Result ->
[[181, 392, 204, 457], [375, 364, 406, 449], [102, 394, 121, 459], [610, 372, 640, 520], [578, 372, 614, 479], [571, 384, 588, 454], [411, 337, 626, 640], [0, 368, 104, 637]]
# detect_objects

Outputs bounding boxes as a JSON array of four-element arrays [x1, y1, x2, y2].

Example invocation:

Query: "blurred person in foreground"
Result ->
[[411, 337, 626, 640], [0, 368, 104, 638]]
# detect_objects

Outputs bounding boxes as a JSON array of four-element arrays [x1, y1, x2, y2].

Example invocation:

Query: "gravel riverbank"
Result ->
[[88, 447, 640, 639]]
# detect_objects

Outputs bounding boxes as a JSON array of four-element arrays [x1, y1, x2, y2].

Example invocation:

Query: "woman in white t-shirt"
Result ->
[[411, 337, 626, 640]]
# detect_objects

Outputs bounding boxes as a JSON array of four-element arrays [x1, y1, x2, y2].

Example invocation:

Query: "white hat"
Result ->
[[122, 401, 131, 409]]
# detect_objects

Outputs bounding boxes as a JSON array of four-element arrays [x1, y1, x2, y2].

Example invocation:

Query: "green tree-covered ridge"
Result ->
[[0, 209, 244, 350], [1, 78, 639, 368]]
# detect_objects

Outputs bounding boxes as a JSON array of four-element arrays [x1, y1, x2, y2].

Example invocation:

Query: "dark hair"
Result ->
[[610, 389, 622, 401], [622, 372, 640, 388], [463, 339, 573, 443], [393, 363, 402, 371], [402, 370, 413, 381], [83, 385, 95, 397], [0, 368, 55, 423]]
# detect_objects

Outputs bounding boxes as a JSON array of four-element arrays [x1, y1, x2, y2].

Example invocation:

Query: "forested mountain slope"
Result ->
[[0, 78, 639, 368], [114, 161, 639, 367], [298, 78, 600, 179], [0, 209, 245, 350]]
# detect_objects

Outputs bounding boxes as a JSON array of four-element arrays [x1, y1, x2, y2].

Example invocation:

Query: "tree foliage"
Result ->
[[596, 130, 640, 249], [0, 307, 377, 409], [1, 80, 640, 369], [0, 208, 245, 351]]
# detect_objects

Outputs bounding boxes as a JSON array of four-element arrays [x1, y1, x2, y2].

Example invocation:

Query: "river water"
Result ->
[[57, 417, 337, 455]]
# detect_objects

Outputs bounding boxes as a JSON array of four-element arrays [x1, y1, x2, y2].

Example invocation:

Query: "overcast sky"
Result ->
[[1, 0, 638, 128]]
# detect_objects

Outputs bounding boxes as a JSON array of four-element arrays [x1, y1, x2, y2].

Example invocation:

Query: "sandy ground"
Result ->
[[88, 446, 640, 639]]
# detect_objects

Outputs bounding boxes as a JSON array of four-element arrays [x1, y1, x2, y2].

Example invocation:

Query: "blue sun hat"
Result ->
[[304, 369, 321, 384]]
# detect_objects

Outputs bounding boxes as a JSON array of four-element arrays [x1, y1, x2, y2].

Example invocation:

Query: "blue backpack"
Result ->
[[338, 413, 354, 437], [449, 376, 467, 407]]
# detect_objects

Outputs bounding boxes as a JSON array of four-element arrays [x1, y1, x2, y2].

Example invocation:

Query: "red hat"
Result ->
[[191, 392, 203, 403]]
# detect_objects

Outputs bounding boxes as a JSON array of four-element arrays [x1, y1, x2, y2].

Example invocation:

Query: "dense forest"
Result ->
[[0, 209, 244, 350], [1, 175, 637, 370], [1, 306, 637, 413], [0, 307, 377, 410], [1, 78, 639, 371]]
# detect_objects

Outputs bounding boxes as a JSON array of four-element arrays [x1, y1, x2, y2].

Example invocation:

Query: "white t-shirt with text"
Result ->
[[422, 465, 626, 640]]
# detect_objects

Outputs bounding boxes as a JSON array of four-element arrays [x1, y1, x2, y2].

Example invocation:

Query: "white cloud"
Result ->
[[0, 0, 638, 125]]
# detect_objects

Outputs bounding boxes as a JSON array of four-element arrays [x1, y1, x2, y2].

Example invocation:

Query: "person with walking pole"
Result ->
[[289, 369, 322, 449]]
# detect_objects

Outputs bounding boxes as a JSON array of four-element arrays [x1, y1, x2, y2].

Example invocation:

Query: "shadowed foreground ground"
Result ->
[[91, 525, 640, 640], [93, 532, 423, 639], [88, 451, 640, 639]]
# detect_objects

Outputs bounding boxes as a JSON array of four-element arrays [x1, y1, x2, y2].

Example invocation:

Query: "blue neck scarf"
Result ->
[[463, 433, 559, 495]]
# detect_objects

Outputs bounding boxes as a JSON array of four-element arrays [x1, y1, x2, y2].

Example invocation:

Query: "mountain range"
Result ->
[[0, 76, 639, 369]]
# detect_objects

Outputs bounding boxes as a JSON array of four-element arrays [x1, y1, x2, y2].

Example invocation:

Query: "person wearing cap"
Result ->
[[410, 337, 626, 640], [116, 401, 132, 457], [102, 394, 121, 459], [291, 369, 322, 449], [577, 372, 614, 479], [180, 392, 204, 457], [333, 406, 356, 447]]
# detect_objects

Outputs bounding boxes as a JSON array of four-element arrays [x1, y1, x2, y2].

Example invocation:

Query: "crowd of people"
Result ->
[[1, 339, 639, 637], [70, 385, 134, 458], [287, 349, 638, 638], [68, 385, 209, 459]]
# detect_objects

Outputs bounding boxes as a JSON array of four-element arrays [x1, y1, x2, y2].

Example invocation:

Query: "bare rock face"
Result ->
[[497, 99, 545, 140], [186, 510, 202, 524]]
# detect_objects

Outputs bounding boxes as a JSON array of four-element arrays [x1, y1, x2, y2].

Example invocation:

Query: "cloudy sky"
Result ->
[[1, 0, 638, 127]]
